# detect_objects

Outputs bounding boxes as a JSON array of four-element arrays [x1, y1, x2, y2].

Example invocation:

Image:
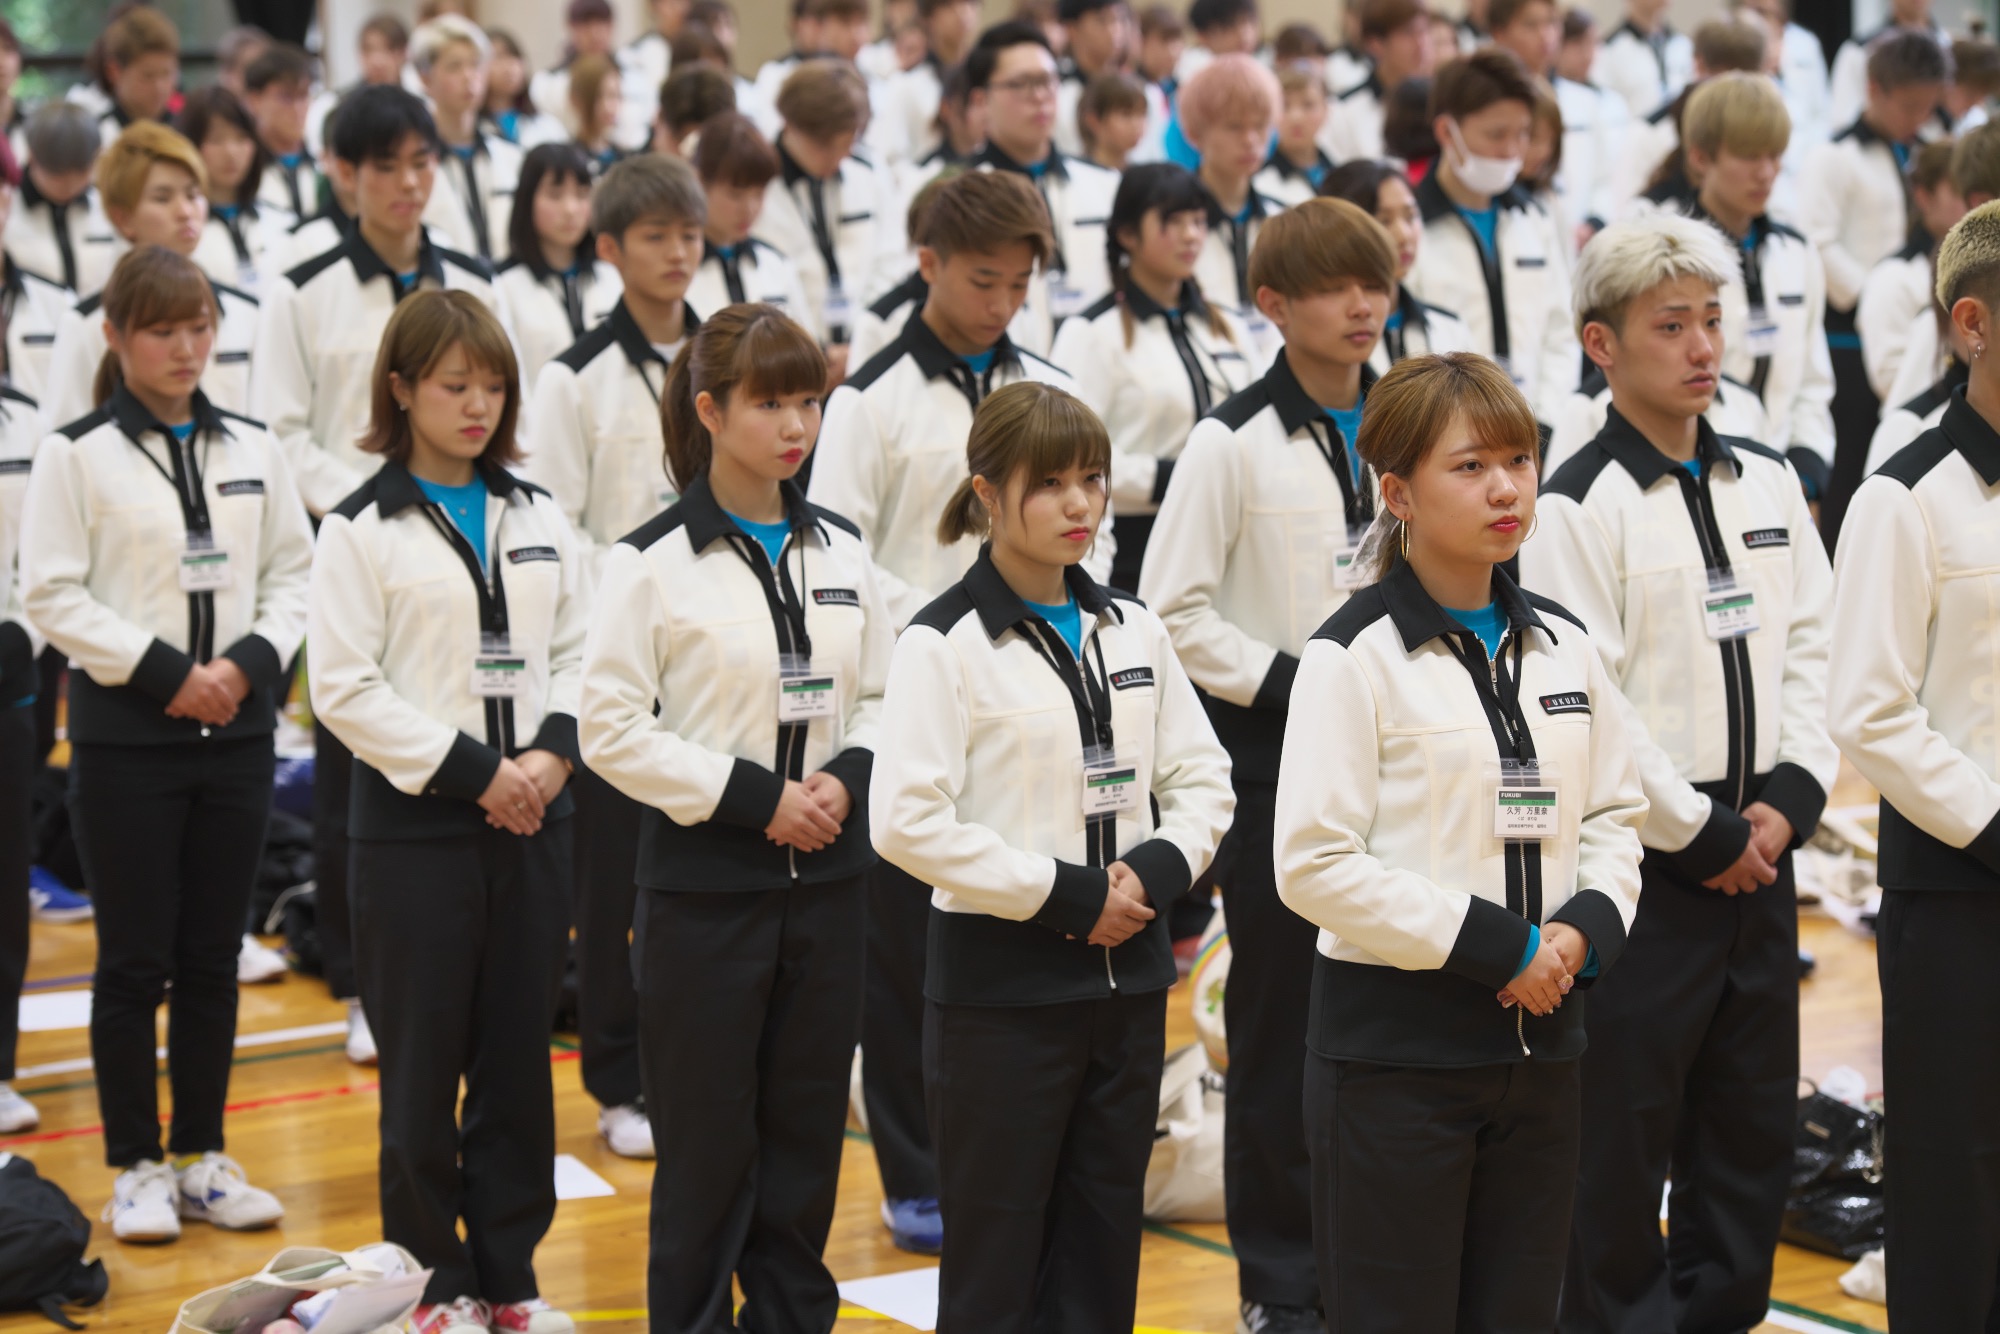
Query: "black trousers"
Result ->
[[1218, 779, 1322, 1308], [312, 723, 358, 999], [0, 705, 34, 1081], [861, 859, 937, 1202], [926, 987, 1167, 1334], [1561, 854, 1799, 1334], [1877, 890, 2000, 1332], [70, 737, 274, 1168], [1306, 1052, 1580, 1333], [636, 876, 866, 1334], [351, 820, 572, 1307], [568, 763, 644, 1110], [1821, 336, 1879, 551]]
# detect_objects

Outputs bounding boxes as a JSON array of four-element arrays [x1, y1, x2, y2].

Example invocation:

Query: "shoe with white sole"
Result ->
[[597, 1100, 654, 1159], [238, 934, 289, 984], [28, 867, 92, 923], [0, 1082, 39, 1133], [491, 1297, 576, 1334], [103, 1160, 181, 1243], [1237, 1302, 1326, 1334], [412, 1297, 491, 1334], [175, 1152, 284, 1230], [346, 998, 378, 1066]]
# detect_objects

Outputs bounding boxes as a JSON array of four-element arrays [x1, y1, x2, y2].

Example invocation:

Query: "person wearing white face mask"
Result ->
[[1405, 50, 1578, 430]]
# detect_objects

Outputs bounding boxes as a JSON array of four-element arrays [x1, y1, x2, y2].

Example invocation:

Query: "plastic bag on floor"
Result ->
[[1839, 1248, 1886, 1305], [1144, 1044, 1225, 1223], [170, 1244, 428, 1334], [1188, 907, 1229, 1073]]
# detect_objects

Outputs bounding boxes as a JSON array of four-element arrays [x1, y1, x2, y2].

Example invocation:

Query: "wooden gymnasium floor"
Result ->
[[1, 770, 1893, 1334]]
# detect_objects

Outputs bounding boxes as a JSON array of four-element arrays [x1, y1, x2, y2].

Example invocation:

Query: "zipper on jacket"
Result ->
[[1074, 638, 1119, 992]]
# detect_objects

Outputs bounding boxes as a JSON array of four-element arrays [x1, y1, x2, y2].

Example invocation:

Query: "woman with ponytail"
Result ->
[[577, 302, 893, 1334], [1049, 162, 1253, 591], [19, 244, 312, 1244], [1269, 351, 1646, 1328], [870, 380, 1234, 1332]]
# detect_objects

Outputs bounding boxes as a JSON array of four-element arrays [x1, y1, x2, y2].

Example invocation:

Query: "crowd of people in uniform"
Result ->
[[0, 0, 1995, 1332]]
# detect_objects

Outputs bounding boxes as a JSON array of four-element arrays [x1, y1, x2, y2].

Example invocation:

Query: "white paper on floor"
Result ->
[[837, 1266, 940, 1330], [553, 1154, 616, 1200], [19, 989, 92, 1032]]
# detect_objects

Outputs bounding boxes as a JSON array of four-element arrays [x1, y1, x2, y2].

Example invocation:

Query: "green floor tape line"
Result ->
[[1143, 1221, 1235, 1258], [1766, 1298, 1886, 1334]]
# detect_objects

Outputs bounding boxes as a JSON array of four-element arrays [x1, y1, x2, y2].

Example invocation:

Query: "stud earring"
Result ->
[[1979, 342, 1988, 361]]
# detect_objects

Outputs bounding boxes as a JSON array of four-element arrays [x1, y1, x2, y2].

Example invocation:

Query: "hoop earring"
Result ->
[[1525, 513, 1539, 542], [1399, 519, 1410, 560]]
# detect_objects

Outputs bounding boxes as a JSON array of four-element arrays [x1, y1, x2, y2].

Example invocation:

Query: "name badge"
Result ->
[[1081, 744, 1140, 817], [777, 653, 839, 722], [1701, 570, 1760, 640], [1744, 305, 1781, 359], [471, 632, 526, 698], [1488, 759, 1560, 842], [1330, 522, 1371, 590], [178, 534, 234, 592], [823, 281, 855, 334], [1048, 274, 1088, 321]]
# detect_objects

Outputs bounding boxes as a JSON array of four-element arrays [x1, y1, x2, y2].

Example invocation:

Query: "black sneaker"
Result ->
[[1237, 1301, 1326, 1334]]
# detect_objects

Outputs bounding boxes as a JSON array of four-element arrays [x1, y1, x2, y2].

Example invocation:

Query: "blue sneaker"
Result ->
[[880, 1197, 942, 1255], [29, 867, 92, 923]]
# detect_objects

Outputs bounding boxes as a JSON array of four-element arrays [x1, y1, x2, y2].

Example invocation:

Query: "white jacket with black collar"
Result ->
[[686, 238, 811, 324], [1274, 562, 1647, 1067], [1194, 186, 1288, 366], [1857, 236, 1935, 402], [1368, 285, 1479, 377], [871, 551, 1235, 1006], [1140, 351, 1381, 784], [2, 179, 119, 300], [253, 228, 510, 516], [1543, 370, 1771, 475], [258, 152, 322, 224], [1865, 362, 1961, 476], [1829, 388, 2000, 892], [0, 387, 46, 707], [3, 258, 73, 406], [579, 476, 892, 892], [307, 458, 587, 840], [1322, 75, 1385, 163], [1554, 76, 1632, 239], [192, 203, 297, 296], [1592, 19, 1693, 118], [1523, 409, 1838, 882], [19, 387, 313, 747], [1050, 281, 1255, 517], [45, 277, 260, 431], [847, 268, 1044, 370], [428, 132, 524, 266], [494, 256, 624, 395], [1407, 173, 1580, 424], [1799, 118, 1915, 314], [521, 299, 700, 577], [751, 144, 903, 345], [809, 312, 1113, 627], [1252, 149, 1336, 209]]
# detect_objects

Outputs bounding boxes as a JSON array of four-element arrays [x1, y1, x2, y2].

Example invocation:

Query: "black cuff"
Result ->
[[1118, 837, 1194, 910], [711, 756, 786, 829], [1786, 447, 1831, 501], [426, 731, 504, 801], [1032, 859, 1109, 937], [527, 711, 580, 766], [130, 637, 197, 704], [1549, 888, 1628, 985], [1757, 762, 1828, 847], [1444, 895, 1535, 992], [1969, 809, 2000, 877], [0, 622, 32, 706], [1149, 456, 1176, 505], [219, 633, 284, 693], [1252, 652, 1298, 712], [818, 746, 874, 816], [1666, 799, 1754, 882]]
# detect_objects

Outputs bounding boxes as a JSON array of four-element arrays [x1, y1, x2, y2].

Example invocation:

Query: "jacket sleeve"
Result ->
[[1520, 495, 1748, 875], [578, 541, 785, 830], [1116, 611, 1235, 907], [252, 276, 364, 517], [817, 541, 895, 807], [1533, 206, 1582, 426], [1759, 469, 1840, 843], [1139, 420, 1289, 708], [1273, 636, 1531, 988], [1828, 475, 2000, 863], [1799, 144, 1867, 311], [19, 432, 194, 702], [1547, 639, 1648, 974], [307, 513, 501, 799], [520, 359, 612, 581], [221, 433, 315, 689], [43, 307, 97, 433], [531, 495, 591, 759], [1857, 257, 1918, 401], [807, 385, 924, 624], [869, 623, 1109, 930], [1785, 244, 1839, 481]]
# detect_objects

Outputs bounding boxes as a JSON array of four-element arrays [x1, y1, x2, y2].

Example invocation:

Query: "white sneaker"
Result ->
[[103, 1160, 181, 1243], [491, 1297, 577, 1334], [175, 1151, 284, 1230], [345, 999, 378, 1066], [0, 1082, 39, 1133], [597, 1101, 655, 1159], [238, 934, 289, 984]]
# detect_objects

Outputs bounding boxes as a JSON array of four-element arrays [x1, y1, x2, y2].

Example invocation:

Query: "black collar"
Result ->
[[703, 237, 761, 267], [1684, 194, 1764, 243], [776, 135, 819, 189], [20, 172, 84, 214], [962, 544, 1121, 643], [1414, 167, 1527, 222], [442, 127, 493, 161], [1120, 277, 1209, 323], [1839, 115, 1913, 154], [1380, 558, 1552, 653], [980, 140, 1069, 183], [375, 456, 531, 518], [1614, 18, 1672, 42], [1395, 284, 1431, 331], [1261, 147, 1334, 182], [1941, 386, 2000, 486], [1594, 402, 1742, 488], [108, 384, 232, 446], [1204, 184, 1273, 228], [901, 307, 1022, 383], [607, 297, 702, 369], [343, 226, 447, 290], [1263, 348, 1379, 437], [676, 472, 828, 553]]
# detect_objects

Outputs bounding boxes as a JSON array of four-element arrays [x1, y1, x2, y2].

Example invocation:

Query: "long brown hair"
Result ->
[[937, 381, 1112, 546], [359, 290, 523, 465], [660, 304, 827, 489], [93, 246, 219, 409], [1354, 352, 1539, 579]]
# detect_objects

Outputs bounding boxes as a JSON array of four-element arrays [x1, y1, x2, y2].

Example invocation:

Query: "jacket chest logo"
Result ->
[[506, 545, 560, 563], [216, 479, 265, 497], [1539, 691, 1591, 716], [1109, 667, 1155, 691], [0, 459, 30, 475], [812, 588, 860, 606], [1741, 528, 1789, 549]]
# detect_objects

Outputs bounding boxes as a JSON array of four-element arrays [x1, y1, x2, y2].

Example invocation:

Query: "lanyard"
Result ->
[[418, 497, 517, 753], [945, 359, 1000, 411], [557, 269, 586, 338], [1739, 221, 1773, 400], [802, 176, 842, 287], [1457, 213, 1511, 364], [1441, 627, 1534, 763], [1304, 416, 1372, 526], [452, 150, 491, 262], [1019, 617, 1117, 867], [130, 423, 218, 664], [1164, 311, 1216, 418], [48, 199, 78, 294], [281, 158, 308, 221], [1225, 213, 1253, 307], [729, 523, 816, 778], [717, 248, 747, 304]]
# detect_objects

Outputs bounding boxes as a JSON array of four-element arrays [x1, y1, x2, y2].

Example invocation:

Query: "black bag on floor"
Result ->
[[271, 882, 322, 979], [1781, 1086, 1886, 1259], [0, 1154, 109, 1329], [247, 809, 315, 932]]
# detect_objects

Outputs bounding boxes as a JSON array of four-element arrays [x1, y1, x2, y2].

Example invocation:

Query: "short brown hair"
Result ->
[[662, 64, 737, 136], [1248, 196, 1398, 299], [106, 6, 180, 68], [1429, 48, 1536, 121], [1079, 69, 1148, 148], [94, 246, 217, 407], [798, 0, 867, 18], [1683, 69, 1789, 161], [1692, 15, 1767, 74], [776, 58, 870, 138], [1488, 0, 1552, 36], [692, 111, 779, 189], [362, 291, 523, 466], [1955, 37, 2000, 98], [1271, 22, 1328, 63], [1138, 4, 1183, 40], [361, 13, 410, 49], [938, 381, 1112, 545], [1952, 122, 2000, 201], [1359, 0, 1427, 42], [918, 169, 1054, 266], [96, 122, 207, 220], [569, 53, 622, 141], [662, 304, 827, 487]]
